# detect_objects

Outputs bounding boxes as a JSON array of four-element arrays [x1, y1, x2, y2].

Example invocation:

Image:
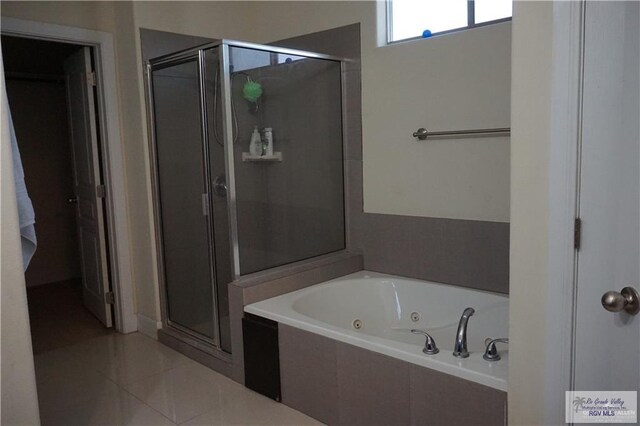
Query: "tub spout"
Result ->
[[453, 307, 475, 358]]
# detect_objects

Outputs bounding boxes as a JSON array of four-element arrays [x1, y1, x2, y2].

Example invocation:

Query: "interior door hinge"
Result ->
[[88, 71, 97, 87], [574, 217, 582, 250], [96, 184, 106, 199], [105, 291, 115, 305]]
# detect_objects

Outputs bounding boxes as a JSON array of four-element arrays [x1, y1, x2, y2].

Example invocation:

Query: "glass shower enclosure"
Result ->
[[146, 40, 346, 353]]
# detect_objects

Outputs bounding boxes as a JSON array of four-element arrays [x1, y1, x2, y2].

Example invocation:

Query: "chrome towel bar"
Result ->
[[412, 127, 511, 140]]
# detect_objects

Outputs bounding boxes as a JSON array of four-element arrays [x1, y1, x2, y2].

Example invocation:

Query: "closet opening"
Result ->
[[2, 35, 115, 353]]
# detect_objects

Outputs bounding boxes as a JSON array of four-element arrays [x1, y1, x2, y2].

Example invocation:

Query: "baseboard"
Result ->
[[137, 314, 161, 339]]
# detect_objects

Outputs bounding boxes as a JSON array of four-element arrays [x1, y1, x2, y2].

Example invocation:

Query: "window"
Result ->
[[387, 0, 512, 43]]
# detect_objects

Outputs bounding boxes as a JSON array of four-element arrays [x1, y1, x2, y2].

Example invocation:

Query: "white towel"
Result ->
[[3, 82, 37, 270]]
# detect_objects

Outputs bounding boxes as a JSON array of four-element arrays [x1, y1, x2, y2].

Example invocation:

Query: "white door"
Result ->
[[64, 47, 112, 327], [573, 0, 639, 412]]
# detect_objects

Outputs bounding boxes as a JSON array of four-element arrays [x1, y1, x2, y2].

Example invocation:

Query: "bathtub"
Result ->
[[244, 271, 509, 391]]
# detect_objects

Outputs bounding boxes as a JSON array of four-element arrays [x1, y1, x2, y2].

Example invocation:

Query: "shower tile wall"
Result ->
[[273, 24, 509, 294]]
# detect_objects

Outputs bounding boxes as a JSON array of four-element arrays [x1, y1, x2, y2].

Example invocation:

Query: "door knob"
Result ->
[[601, 287, 639, 315], [68, 197, 78, 204]]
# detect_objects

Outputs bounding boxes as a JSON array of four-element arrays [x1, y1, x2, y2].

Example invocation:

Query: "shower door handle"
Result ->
[[213, 175, 227, 197], [202, 193, 210, 216]]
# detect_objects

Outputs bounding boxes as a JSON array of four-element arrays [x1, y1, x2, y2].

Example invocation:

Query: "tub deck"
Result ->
[[245, 270, 509, 391]]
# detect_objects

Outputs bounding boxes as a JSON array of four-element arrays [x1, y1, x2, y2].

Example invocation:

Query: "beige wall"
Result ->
[[132, 1, 260, 39], [0, 1, 115, 32], [508, 1, 553, 424], [1, 0, 512, 323]]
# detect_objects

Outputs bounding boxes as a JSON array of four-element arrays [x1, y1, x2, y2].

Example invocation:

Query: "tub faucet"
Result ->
[[483, 338, 509, 361], [411, 329, 439, 355], [453, 307, 475, 358]]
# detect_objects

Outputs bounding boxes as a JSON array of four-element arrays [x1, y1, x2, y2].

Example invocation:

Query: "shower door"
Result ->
[[148, 49, 223, 347], [222, 44, 346, 276], [147, 40, 346, 354]]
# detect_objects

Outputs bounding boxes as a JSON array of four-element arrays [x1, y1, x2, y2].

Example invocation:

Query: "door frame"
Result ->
[[544, 0, 600, 423], [1, 17, 137, 333]]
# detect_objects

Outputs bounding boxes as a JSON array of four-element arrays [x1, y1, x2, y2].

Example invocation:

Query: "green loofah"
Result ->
[[242, 80, 263, 103]]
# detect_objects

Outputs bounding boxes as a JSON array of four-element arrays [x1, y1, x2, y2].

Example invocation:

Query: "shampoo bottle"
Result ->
[[263, 128, 273, 156], [249, 126, 262, 156]]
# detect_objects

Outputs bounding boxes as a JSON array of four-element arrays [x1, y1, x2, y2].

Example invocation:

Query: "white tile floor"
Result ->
[[34, 332, 322, 426]]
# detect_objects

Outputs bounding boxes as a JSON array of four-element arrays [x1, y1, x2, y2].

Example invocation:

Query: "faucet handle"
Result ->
[[483, 338, 509, 361], [411, 329, 439, 355]]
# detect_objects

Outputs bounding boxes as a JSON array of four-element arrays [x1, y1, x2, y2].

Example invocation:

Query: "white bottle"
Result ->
[[263, 128, 273, 156], [249, 126, 262, 156]]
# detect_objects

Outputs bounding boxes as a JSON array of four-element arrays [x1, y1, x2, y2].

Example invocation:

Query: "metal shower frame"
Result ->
[[145, 39, 348, 352]]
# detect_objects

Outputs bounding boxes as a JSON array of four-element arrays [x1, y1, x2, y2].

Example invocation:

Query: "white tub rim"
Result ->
[[244, 270, 509, 392]]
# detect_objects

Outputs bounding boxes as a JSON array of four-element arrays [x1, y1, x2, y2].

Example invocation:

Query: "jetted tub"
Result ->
[[245, 270, 509, 391]]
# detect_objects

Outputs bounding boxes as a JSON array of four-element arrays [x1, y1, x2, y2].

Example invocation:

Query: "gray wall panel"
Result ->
[[358, 214, 510, 294], [278, 324, 507, 426], [279, 324, 339, 425], [336, 343, 410, 426], [410, 363, 507, 425]]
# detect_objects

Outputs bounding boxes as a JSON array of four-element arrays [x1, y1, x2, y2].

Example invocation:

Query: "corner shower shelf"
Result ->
[[241, 152, 283, 162]]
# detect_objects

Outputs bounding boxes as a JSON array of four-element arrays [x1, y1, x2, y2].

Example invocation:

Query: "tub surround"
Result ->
[[279, 325, 507, 426], [353, 214, 510, 294], [245, 271, 509, 391], [229, 251, 364, 382], [245, 271, 508, 424], [232, 252, 364, 306]]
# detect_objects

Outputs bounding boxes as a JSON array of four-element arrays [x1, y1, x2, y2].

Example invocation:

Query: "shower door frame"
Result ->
[[146, 39, 349, 353], [146, 50, 222, 349], [216, 40, 348, 279]]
